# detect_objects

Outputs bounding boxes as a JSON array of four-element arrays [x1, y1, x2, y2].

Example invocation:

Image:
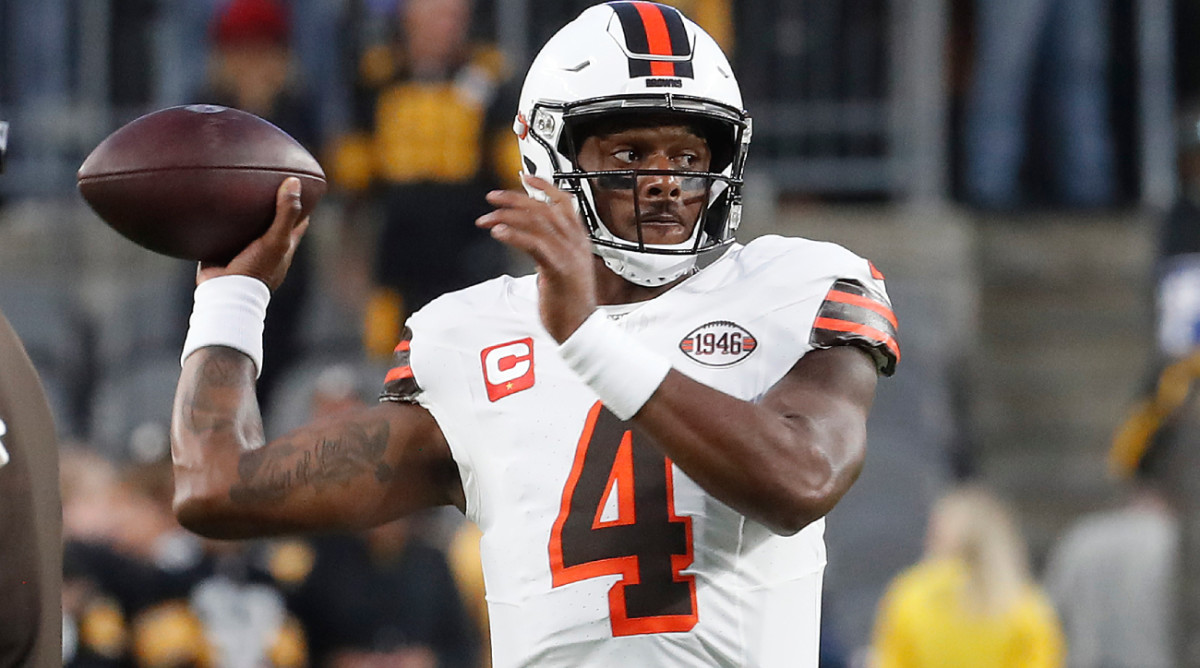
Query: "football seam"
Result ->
[[77, 165, 326, 181]]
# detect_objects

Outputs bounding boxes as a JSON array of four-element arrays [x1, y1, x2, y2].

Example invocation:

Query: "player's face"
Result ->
[[575, 124, 712, 246]]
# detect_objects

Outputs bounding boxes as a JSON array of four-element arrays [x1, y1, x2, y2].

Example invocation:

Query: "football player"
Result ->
[[170, 3, 899, 667], [0, 118, 65, 668]]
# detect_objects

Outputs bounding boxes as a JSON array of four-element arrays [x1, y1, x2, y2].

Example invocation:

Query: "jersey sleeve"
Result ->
[[379, 326, 423, 402], [809, 262, 900, 376]]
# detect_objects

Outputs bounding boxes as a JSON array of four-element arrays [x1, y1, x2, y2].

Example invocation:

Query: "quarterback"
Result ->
[[170, 3, 899, 667]]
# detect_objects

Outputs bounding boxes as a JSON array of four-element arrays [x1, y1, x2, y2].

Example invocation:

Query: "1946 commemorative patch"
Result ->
[[679, 321, 757, 367]]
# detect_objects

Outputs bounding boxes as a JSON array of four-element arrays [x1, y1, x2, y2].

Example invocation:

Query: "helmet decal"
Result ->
[[607, 1, 695, 78]]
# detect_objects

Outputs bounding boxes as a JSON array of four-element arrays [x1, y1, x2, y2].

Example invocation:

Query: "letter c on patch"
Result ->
[[481, 338, 536, 401]]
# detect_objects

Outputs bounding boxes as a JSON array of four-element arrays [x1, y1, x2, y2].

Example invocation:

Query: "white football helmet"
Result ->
[[515, 1, 751, 286]]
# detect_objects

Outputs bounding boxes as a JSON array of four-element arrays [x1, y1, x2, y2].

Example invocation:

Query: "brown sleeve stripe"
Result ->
[[380, 328, 421, 402], [813, 317, 900, 362], [810, 279, 900, 376], [825, 289, 898, 329], [392, 330, 413, 366], [816, 300, 898, 348]]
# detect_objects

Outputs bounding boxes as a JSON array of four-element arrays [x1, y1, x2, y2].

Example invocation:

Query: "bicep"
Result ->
[[761, 345, 879, 425], [760, 346, 879, 471]]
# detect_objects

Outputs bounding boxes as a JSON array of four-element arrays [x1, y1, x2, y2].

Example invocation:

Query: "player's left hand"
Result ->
[[477, 175, 596, 342]]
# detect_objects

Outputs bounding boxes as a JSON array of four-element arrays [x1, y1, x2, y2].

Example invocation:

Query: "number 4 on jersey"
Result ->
[[549, 401, 698, 636]]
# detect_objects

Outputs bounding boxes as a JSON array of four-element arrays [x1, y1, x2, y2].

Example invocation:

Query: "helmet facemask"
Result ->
[[526, 96, 749, 286]]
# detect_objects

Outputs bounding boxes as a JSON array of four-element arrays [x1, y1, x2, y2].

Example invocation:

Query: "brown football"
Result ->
[[78, 104, 326, 263]]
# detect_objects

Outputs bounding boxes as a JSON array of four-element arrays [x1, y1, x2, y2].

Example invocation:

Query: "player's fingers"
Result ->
[[288, 217, 311, 250], [267, 178, 304, 243], [481, 192, 580, 243], [522, 174, 573, 206], [280, 218, 310, 266], [475, 206, 541, 232], [518, 178, 582, 238], [484, 188, 540, 211], [486, 222, 553, 266], [476, 207, 567, 241]]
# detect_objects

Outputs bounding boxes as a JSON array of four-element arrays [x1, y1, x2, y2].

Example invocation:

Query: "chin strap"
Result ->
[[594, 246, 699, 286]]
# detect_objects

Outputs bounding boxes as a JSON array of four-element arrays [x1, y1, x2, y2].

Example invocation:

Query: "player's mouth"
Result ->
[[636, 214, 689, 243], [639, 214, 682, 226]]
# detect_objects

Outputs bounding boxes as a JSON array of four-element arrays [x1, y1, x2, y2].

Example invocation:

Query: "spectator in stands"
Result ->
[[155, 0, 350, 136], [1156, 102, 1200, 362], [62, 450, 308, 667], [331, 0, 520, 358], [446, 522, 490, 668], [281, 519, 479, 668], [200, 0, 321, 147], [127, 538, 309, 668], [541, 0, 733, 52], [1043, 388, 1179, 668], [870, 484, 1064, 668], [61, 449, 165, 666], [1056, 126, 1200, 664], [186, 0, 325, 412], [962, 0, 1117, 210]]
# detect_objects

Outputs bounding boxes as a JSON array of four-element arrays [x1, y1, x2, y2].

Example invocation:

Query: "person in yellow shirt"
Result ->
[[871, 485, 1065, 668], [333, 0, 521, 357]]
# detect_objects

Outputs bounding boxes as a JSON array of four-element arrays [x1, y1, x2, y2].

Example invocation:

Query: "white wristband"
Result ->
[[557, 310, 671, 421], [180, 275, 271, 377]]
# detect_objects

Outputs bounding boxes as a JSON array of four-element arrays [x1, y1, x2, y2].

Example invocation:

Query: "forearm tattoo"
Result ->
[[181, 349, 255, 437], [229, 419, 393, 505]]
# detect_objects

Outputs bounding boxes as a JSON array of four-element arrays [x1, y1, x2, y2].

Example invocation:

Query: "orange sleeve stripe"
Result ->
[[385, 365, 414, 383], [394, 340, 411, 353], [827, 290, 899, 329], [814, 317, 901, 361]]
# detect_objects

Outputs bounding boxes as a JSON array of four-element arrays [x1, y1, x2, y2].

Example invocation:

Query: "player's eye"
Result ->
[[612, 149, 640, 164]]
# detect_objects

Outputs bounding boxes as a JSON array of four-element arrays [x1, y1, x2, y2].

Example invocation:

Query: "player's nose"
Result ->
[[638, 154, 682, 200]]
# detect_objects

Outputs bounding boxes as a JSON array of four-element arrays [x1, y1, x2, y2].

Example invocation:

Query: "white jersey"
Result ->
[[381, 235, 898, 668]]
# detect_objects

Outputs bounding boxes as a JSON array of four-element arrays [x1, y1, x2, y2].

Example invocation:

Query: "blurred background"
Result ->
[[1, 0, 1195, 665]]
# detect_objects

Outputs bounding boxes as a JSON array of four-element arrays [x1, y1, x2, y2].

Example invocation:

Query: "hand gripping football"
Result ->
[[78, 104, 326, 263]]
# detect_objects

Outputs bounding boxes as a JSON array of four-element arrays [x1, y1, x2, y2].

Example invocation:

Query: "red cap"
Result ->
[[212, 0, 290, 47]]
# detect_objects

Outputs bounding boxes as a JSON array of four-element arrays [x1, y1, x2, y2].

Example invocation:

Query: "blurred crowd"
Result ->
[[60, 361, 490, 668], [2, 0, 1200, 666]]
